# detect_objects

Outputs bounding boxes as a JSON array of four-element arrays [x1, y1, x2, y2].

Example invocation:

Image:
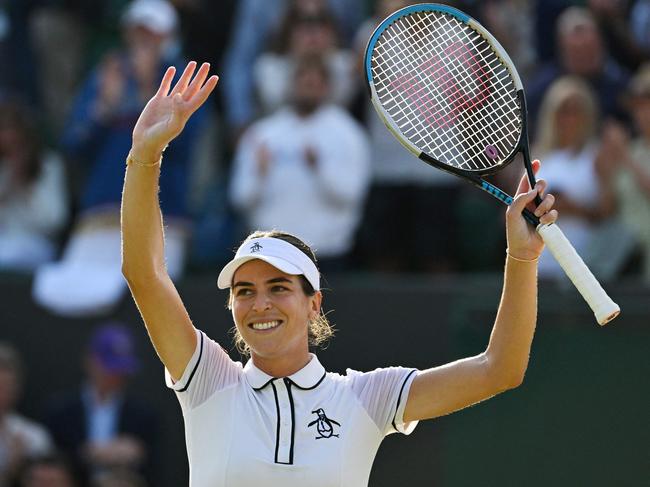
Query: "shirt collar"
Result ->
[[244, 354, 326, 391]]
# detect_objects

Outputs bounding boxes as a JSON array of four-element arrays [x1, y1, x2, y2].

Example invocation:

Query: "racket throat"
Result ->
[[517, 91, 543, 207]]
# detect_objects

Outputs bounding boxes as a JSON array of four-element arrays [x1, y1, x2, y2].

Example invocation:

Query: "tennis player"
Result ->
[[121, 62, 558, 486]]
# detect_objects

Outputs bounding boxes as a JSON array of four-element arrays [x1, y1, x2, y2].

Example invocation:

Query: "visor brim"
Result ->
[[217, 256, 304, 289]]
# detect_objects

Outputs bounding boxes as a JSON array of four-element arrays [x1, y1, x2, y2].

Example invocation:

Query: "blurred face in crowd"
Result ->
[[124, 25, 167, 54], [630, 96, 650, 139], [22, 464, 75, 487], [554, 94, 591, 149], [0, 117, 20, 150], [560, 24, 604, 77], [85, 355, 128, 396], [0, 367, 19, 417], [0, 111, 27, 158], [292, 64, 330, 116], [290, 17, 337, 57], [293, 0, 328, 16], [124, 25, 169, 86]]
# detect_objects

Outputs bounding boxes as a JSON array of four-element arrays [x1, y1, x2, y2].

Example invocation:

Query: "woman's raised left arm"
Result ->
[[403, 160, 558, 422]]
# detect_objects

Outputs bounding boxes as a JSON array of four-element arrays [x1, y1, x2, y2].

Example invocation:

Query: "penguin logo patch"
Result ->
[[308, 408, 341, 439]]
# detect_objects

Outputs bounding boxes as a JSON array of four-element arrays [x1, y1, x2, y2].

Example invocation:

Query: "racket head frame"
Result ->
[[364, 3, 534, 183]]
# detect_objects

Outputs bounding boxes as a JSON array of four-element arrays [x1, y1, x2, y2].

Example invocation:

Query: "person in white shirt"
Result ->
[[230, 55, 369, 268], [0, 101, 68, 271], [121, 61, 558, 486], [532, 76, 609, 278]]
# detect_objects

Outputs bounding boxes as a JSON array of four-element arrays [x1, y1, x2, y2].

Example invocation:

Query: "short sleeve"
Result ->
[[347, 366, 419, 436], [164, 329, 242, 409]]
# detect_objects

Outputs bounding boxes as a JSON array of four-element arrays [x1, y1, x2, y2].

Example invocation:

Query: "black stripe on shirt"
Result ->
[[392, 369, 417, 432], [285, 378, 296, 464], [178, 332, 204, 393], [271, 382, 284, 464]]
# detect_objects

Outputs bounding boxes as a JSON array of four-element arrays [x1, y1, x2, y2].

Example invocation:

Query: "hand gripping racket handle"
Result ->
[[536, 223, 620, 325]]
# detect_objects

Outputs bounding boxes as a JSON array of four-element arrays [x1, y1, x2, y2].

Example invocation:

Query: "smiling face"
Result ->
[[230, 259, 321, 376]]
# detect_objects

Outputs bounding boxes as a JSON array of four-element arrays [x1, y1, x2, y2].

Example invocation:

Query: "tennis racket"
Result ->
[[365, 3, 620, 325]]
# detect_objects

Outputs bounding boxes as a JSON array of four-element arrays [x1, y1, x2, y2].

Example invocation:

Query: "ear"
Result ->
[[309, 291, 323, 320]]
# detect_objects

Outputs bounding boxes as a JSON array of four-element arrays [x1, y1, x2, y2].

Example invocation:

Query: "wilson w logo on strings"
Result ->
[[388, 41, 490, 129]]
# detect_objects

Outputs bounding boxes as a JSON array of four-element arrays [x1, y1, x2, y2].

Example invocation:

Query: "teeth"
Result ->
[[251, 321, 280, 330]]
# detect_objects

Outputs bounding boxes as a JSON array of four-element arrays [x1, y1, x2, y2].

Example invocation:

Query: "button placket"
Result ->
[[272, 378, 294, 464]]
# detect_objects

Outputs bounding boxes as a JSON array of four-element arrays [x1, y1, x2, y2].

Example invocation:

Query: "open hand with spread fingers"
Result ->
[[130, 61, 218, 163]]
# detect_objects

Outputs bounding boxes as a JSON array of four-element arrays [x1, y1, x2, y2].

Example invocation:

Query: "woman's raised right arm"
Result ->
[[121, 62, 218, 380]]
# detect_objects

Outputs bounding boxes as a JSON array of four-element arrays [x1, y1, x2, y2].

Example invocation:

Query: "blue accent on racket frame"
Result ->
[[481, 181, 514, 205], [365, 3, 471, 83]]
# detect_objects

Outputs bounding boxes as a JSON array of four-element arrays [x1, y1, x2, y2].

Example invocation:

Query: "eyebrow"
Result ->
[[232, 277, 293, 289]]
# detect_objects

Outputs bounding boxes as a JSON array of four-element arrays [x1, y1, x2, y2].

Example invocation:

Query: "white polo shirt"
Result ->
[[166, 330, 419, 487]]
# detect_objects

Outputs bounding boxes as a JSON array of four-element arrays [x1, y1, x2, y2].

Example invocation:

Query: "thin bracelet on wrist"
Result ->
[[126, 151, 163, 168], [506, 250, 539, 263]]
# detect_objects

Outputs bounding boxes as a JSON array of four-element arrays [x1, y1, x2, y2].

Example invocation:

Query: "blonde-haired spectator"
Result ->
[[533, 76, 609, 278]]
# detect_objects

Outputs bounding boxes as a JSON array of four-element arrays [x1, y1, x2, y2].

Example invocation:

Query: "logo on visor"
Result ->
[[250, 243, 263, 253]]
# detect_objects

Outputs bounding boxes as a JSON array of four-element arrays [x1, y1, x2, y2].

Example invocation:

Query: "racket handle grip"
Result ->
[[536, 223, 620, 325]]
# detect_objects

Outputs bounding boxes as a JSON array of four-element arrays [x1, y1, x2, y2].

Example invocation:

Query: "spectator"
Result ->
[[587, 0, 650, 71], [45, 323, 158, 487], [0, 343, 53, 487], [253, 5, 356, 116], [533, 76, 610, 278], [16, 454, 77, 487], [0, 101, 68, 272], [527, 6, 630, 128], [221, 0, 364, 141], [32, 0, 205, 316], [598, 64, 650, 283], [230, 56, 370, 270], [352, 0, 463, 272]]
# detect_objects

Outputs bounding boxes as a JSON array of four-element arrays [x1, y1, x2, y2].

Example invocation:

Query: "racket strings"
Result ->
[[382, 12, 519, 168], [406, 14, 519, 167], [371, 11, 522, 171], [375, 12, 518, 167]]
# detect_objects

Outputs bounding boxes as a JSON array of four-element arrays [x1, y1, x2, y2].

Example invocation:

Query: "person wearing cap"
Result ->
[[44, 323, 158, 486], [121, 62, 558, 486], [33, 0, 207, 317]]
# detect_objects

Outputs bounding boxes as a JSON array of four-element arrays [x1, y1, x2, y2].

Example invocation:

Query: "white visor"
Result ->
[[217, 237, 320, 291]]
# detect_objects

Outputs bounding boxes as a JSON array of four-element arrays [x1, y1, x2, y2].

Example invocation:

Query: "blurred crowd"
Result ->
[[0, 324, 156, 487], [1, 0, 649, 302], [0, 0, 649, 484]]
